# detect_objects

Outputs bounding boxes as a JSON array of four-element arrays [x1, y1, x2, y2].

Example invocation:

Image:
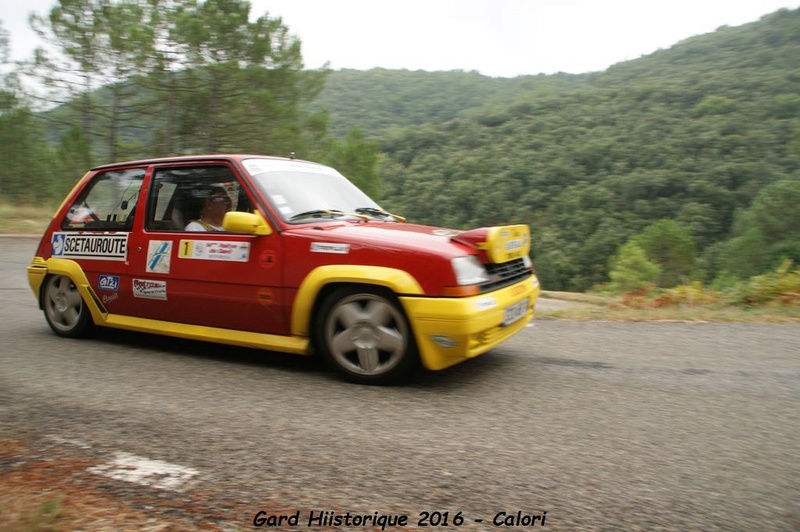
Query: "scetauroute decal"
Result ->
[[51, 233, 128, 261]]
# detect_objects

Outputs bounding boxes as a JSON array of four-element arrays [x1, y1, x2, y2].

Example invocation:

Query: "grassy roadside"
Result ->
[[537, 290, 800, 322], [0, 203, 55, 235]]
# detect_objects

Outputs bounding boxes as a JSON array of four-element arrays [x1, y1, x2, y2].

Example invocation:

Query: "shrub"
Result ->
[[608, 242, 661, 293]]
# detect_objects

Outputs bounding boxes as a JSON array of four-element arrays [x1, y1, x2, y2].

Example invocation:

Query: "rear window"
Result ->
[[62, 168, 146, 231]]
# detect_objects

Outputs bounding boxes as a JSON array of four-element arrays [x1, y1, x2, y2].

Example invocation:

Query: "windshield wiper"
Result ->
[[289, 209, 369, 222], [354, 207, 406, 222]]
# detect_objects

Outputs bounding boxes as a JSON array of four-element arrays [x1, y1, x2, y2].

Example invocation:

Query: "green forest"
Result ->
[[1, 1, 799, 293]]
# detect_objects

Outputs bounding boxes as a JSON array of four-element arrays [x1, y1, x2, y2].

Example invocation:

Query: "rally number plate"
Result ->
[[503, 299, 528, 326]]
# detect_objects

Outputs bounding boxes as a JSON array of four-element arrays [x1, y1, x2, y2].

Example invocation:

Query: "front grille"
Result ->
[[480, 258, 531, 293]]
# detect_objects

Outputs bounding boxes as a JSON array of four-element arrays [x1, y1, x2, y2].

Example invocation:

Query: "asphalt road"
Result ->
[[1, 236, 799, 530]]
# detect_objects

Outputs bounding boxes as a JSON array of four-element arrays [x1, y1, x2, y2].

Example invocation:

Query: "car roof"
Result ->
[[90, 154, 309, 171]]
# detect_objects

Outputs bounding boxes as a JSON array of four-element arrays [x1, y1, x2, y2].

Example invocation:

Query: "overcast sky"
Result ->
[[3, 0, 799, 77]]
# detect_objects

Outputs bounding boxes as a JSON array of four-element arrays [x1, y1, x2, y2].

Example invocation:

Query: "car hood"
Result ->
[[289, 222, 470, 259]]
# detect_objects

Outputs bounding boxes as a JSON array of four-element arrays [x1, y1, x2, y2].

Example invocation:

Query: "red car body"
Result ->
[[28, 155, 540, 384]]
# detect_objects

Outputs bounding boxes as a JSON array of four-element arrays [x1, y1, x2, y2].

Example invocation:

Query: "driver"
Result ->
[[186, 187, 232, 231]]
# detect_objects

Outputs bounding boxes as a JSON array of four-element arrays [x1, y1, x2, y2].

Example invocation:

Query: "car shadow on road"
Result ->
[[91, 327, 330, 376], [88, 327, 511, 388]]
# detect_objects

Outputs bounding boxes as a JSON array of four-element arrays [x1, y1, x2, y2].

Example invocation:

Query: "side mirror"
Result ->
[[223, 211, 273, 236]]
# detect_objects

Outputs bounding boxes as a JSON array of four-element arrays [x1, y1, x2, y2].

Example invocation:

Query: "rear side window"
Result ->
[[62, 168, 146, 231]]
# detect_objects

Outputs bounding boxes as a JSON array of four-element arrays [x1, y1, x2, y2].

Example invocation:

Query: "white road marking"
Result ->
[[47, 435, 93, 449], [88, 452, 199, 491]]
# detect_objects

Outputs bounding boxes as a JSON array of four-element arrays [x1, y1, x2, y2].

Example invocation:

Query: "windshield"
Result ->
[[243, 158, 381, 223]]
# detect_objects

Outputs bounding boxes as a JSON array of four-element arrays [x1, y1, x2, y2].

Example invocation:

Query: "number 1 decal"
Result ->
[[180, 240, 193, 257]]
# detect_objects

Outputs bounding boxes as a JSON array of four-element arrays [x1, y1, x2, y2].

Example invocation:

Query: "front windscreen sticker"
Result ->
[[242, 158, 341, 177], [178, 240, 250, 262], [310, 242, 350, 254], [51, 233, 128, 261], [133, 279, 167, 300], [146, 240, 172, 273]]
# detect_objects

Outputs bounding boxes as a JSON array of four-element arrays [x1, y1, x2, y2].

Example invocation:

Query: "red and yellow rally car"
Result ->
[[28, 155, 540, 384]]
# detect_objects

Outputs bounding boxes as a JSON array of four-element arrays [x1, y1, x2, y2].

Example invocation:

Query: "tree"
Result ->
[[21, 0, 328, 161], [163, 0, 325, 154], [0, 21, 58, 203], [632, 220, 696, 287], [608, 242, 662, 293], [93, 0, 154, 160], [324, 129, 381, 198], [719, 179, 800, 278], [27, 0, 105, 167]]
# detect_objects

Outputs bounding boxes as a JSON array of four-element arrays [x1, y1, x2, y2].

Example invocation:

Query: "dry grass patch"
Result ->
[[0, 204, 56, 235], [537, 292, 800, 322]]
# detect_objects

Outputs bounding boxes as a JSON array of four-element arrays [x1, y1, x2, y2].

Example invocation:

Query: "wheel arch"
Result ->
[[34, 259, 107, 324], [290, 265, 423, 338]]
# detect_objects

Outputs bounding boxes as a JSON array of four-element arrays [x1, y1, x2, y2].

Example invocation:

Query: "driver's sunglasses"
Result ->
[[210, 195, 231, 203]]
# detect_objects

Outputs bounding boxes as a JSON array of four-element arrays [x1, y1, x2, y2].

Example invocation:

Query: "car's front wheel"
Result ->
[[42, 275, 93, 338], [314, 286, 419, 385]]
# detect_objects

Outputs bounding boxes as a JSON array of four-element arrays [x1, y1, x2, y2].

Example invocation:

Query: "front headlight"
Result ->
[[451, 255, 489, 285]]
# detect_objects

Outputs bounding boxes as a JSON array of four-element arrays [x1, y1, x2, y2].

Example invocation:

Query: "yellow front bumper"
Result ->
[[400, 275, 540, 371], [27, 257, 49, 301]]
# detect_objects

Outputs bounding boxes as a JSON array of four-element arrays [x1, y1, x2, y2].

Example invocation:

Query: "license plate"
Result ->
[[503, 299, 528, 326]]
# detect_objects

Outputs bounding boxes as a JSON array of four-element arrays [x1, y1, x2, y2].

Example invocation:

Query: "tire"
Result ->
[[42, 275, 93, 338], [314, 286, 419, 385]]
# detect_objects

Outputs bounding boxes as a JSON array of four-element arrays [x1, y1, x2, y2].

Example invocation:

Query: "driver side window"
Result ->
[[146, 165, 251, 232]]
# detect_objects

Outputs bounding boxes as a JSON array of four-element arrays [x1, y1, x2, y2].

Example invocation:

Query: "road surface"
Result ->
[[1, 236, 798, 530]]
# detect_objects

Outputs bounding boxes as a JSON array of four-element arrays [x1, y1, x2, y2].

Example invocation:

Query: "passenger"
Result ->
[[185, 187, 231, 231]]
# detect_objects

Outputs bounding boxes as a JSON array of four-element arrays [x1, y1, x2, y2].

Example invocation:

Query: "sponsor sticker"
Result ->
[[102, 293, 119, 305], [482, 225, 531, 263], [146, 240, 172, 273], [510, 283, 527, 297], [51, 233, 128, 261], [178, 240, 250, 262], [98, 275, 120, 291], [310, 242, 350, 254], [433, 229, 461, 237], [505, 239, 524, 252], [133, 279, 167, 300], [475, 297, 498, 311]]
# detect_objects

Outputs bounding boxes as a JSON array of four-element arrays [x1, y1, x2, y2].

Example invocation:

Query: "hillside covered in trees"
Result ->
[[315, 9, 799, 291], [0, 2, 798, 292]]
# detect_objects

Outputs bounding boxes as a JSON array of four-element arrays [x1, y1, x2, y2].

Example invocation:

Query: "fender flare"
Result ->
[[291, 265, 423, 337], [29, 258, 108, 324]]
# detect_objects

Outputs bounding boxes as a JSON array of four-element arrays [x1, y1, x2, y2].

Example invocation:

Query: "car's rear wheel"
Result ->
[[314, 286, 419, 385], [43, 275, 93, 338]]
